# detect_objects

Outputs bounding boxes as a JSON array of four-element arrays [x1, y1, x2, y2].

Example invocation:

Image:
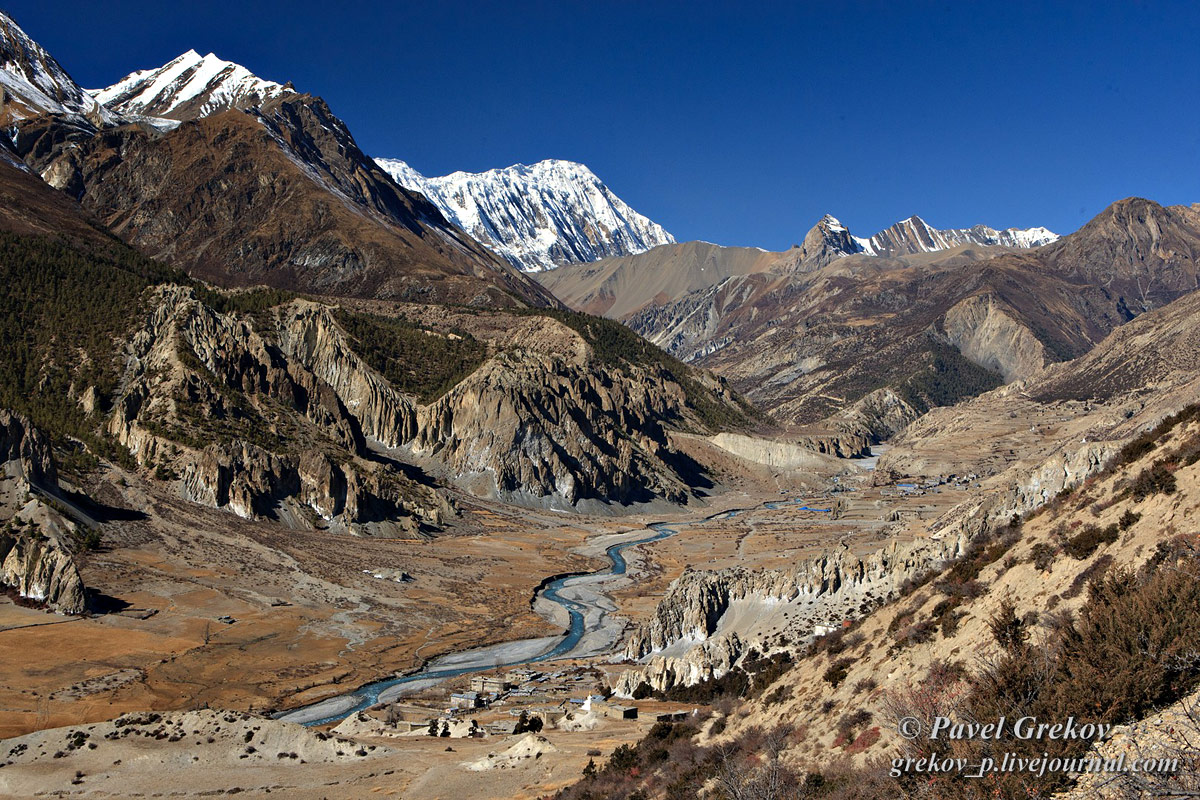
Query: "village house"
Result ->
[[470, 675, 508, 694], [449, 691, 483, 710]]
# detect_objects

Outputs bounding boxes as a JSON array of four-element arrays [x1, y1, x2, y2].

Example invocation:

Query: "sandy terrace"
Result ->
[[0, 703, 701, 799]]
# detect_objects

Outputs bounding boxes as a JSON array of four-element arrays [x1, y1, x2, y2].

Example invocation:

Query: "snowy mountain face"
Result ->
[[92, 50, 294, 121], [376, 158, 675, 272], [850, 215, 1059, 257], [0, 12, 116, 125]]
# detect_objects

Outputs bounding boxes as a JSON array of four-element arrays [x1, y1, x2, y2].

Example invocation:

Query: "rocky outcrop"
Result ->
[[942, 293, 1049, 381], [0, 410, 56, 488], [180, 441, 447, 535], [887, 426, 1120, 551], [275, 302, 417, 448], [282, 301, 706, 508], [109, 288, 365, 460], [1002, 441, 1116, 514], [108, 288, 446, 533], [0, 412, 87, 614], [795, 215, 861, 270], [789, 432, 872, 459], [830, 388, 923, 446], [0, 526, 86, 614], [628, 278, 735, 364], [613, 533, 965, 695], [411, 352, 692, 507]]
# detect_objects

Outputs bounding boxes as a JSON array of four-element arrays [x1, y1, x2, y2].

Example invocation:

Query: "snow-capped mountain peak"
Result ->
[[92, 50, 294, 121], [839, 214, 1059, 258], [376, 157, 675, 272], [0, 11, 116, 125]]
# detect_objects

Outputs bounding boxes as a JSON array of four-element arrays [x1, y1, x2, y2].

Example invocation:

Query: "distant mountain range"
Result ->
[[2, 16, 1058, 278], [852, 215, 1059, 255], [539, 213, 1061, 320], [373, 159, 1057, 274], [376, 158, 675, 272], [796, 213, 1058, 268]]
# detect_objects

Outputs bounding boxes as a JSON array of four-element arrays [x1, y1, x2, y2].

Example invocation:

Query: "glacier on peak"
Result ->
[[376, 157, 675, 272]]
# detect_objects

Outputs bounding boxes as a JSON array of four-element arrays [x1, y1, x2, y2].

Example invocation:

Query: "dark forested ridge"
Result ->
[[333, 309, 488, 404], [0, 231, 181, 455], [519, 306, 760, 431]]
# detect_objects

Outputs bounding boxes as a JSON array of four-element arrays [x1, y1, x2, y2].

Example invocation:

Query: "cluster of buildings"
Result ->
[[449, 667, 612, 712], [879, 473, 979, 498], [428, 667, 646, 736]]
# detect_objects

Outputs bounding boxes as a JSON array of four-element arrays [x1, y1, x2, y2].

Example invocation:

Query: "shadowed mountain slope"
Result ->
[[11, 93, 557, 307]]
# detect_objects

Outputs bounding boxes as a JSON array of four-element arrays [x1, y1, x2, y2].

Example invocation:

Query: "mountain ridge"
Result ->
[[0, 11, 116, 125], [614, 196, 1200, 434], [852, 214, 1058, 256], [538, 212, 1059, 322]]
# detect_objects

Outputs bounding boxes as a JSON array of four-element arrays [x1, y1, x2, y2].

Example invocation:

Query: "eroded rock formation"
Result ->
[[106, 289, 728, 527], [0, 411, 87, 613], [613, 533, 964, 695], [0, 526, 86, 614]]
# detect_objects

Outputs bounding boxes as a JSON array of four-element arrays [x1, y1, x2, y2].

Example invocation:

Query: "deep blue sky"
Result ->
[[7, 1, 1199, 248]]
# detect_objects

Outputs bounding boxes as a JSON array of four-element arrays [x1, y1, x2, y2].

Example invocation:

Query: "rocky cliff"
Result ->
[[410, 352, 694, 507], [0, 522, 86, 614], [0, 409, 56, 488], [707, 433, 847, 472], [613, 533, 964, 695], [107, 288, 448, 535], [106, 289, 736, 523], [940, 293, 1050, 381], [281, 301, 719, 508], [0, 411, 87, 614]]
